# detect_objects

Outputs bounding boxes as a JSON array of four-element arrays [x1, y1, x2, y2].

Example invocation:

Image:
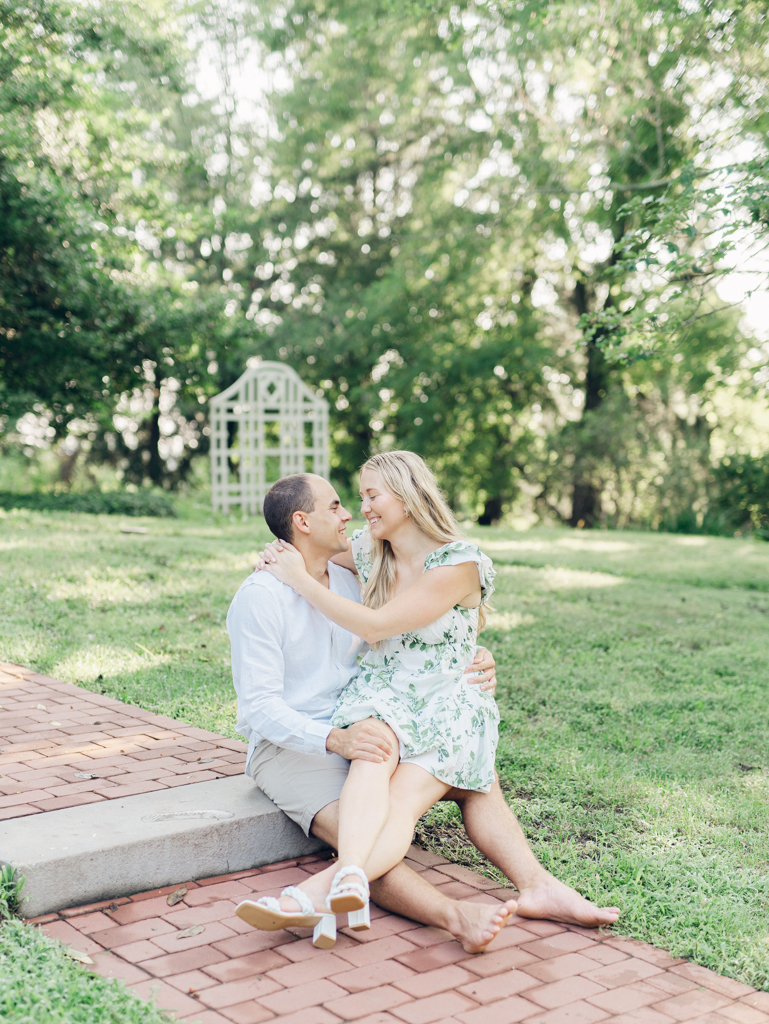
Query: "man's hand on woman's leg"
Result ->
[[326, 720, 394, 762], [449, 778, 620, 926], [465, 646, 497, 693]]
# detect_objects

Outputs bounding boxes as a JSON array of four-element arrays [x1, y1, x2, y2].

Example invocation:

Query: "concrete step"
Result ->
[[1, 775, 326, 918]]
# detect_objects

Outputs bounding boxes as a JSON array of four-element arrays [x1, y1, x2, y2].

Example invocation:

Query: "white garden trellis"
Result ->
[[209, 361, 330, 515]]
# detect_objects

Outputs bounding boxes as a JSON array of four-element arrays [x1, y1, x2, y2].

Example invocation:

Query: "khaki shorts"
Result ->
[[248, 740, 350, 837]]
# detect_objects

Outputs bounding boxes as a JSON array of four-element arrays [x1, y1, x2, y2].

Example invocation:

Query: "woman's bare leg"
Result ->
[[360, 764, 518, 951], [363, 763, 452, 881], [335, 722, 400, 872], [276, 720, 401, 909]]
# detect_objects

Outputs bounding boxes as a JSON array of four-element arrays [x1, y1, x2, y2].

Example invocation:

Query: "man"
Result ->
[[227, 473, 619, 951]]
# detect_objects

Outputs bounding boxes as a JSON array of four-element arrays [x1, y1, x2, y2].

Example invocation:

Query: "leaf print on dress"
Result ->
[[334, 528, 500, 793]]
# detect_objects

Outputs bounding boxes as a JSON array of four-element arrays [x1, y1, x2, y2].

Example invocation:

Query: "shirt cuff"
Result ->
[[306, 720, 334, 756]]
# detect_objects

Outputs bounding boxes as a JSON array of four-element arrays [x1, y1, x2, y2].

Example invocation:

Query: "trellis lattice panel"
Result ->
[[209, 361, 330, 515]]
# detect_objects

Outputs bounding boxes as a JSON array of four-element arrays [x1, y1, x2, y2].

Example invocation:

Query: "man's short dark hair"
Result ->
[[263, 474, 316, 542]]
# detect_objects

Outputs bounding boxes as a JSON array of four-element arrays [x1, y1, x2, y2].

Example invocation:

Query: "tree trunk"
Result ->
[[146, 385, 164, 486], [478, 495, 503, 526], [58, 445, 80, 489], [569, 280, 610, 527], [570, 481, 602, 528]]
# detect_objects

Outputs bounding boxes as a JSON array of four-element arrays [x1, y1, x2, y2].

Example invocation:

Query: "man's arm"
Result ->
[[228, 585, 333, 756], [228, 583, 393, 760]]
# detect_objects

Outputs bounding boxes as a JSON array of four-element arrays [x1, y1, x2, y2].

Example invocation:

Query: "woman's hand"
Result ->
[[260, 540, 310, 591], [466, 646, 497, 695], [254, 540, 291, 571]]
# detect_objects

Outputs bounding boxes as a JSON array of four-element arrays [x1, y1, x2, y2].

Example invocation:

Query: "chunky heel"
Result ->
[[347, 905, 371, 931], [312, 913, 337, 949]]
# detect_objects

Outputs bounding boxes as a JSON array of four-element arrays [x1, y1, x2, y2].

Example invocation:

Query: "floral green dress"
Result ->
[[330, 528, 500, 793]]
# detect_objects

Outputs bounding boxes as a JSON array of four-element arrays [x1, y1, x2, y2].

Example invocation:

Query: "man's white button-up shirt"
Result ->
[[227, 562, 365, 768]]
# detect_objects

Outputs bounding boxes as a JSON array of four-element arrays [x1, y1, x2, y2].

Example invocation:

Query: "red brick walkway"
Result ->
[[0, 662, 246, 819], [4, 663, 767, 1023], [31, 851, 769, 1024]]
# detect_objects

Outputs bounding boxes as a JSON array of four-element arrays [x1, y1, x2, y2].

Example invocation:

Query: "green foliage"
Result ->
[[0, 0, 183, 423], [711, 453, 769, 539], [238, 0, 769, 523], [0, 918, 171, 1024], [0, 491, 176, 517], [0, 0, 258, 484], [0, 866, 25, 922], [604, 156, 769, 358], [2, 0, 769, 527], [656, 452, 769, 539]]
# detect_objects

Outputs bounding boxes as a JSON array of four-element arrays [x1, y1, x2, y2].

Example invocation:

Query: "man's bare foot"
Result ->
[[446, 898, 518, 954], [516, 874, 619, 927]]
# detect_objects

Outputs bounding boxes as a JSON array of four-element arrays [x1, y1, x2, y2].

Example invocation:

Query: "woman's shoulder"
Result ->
[[423, 539, 482, 567], [423, 540, 496, 603]]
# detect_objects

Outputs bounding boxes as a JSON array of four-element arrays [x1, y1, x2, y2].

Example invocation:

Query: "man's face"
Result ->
[[296, 476, 352, 556]]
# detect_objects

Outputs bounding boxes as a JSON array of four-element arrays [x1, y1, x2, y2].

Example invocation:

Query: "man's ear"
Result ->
[[292, 509, 311, 536]]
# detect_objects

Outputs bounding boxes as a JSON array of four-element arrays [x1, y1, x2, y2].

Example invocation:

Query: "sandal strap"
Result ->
[[331, 880, 368, 901], [332, 865, 369, 888], [281, 886, 315, 917], [330, 865, 369, 900], [255, 896, 281, 912]]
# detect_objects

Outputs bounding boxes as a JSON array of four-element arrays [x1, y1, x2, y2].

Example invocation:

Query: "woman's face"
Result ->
[[359, 468, 407, 540]]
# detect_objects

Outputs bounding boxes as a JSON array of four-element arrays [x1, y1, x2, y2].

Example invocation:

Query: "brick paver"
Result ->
[[0, 662, 246, 816], [26, 847, 769, 1023], [7, 663, 767, 1022]]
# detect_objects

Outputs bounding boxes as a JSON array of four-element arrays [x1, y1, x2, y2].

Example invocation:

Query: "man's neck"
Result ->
[[292, 541, 331, 587]]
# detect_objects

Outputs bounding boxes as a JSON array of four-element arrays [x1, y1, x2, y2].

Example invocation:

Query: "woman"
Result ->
[[236, 451, 514, 949]]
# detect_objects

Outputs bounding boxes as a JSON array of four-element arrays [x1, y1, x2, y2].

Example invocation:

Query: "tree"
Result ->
[[0, 0, 258, 486], [3, 0, 767, 520], [0, 0, 182, 425], [237, 0, 768, 523]]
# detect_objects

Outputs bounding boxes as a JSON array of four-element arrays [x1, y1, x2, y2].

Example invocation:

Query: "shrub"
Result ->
[[0, 491, 176, 517], [711, 453, 769, 539], [659, 453, 769, 539]]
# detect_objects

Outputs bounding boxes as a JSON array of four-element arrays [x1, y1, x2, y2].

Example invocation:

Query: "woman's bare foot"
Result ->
[[446, 898, 518, 954], [516, 874, 619, 927]]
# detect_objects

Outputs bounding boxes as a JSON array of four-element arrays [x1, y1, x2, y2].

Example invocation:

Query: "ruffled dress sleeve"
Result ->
[[350, 526, 374, 584], [423, 540, 496, 604]]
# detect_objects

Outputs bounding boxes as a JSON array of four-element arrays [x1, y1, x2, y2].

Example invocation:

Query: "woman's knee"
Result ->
[[365, 718, 398, 749], [388, 763, 450, 816], [347, 749, 398, 781]]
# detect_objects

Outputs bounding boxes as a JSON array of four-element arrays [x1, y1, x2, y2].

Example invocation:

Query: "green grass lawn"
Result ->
[[422, 526, 769, 988], [0, 918, 170, 1024], [1, 505, 769, 1009]]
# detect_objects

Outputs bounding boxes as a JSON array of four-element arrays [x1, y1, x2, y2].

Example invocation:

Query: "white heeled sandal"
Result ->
[[235, 885, 337, 949], [328, 865, 371, 930]]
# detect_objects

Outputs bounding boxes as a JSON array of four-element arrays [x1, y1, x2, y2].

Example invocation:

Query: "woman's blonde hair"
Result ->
[[360, 450, 485, 630]]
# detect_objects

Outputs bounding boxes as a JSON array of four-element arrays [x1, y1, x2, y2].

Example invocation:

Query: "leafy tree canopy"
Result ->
[[1, 0, 768, 529]]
